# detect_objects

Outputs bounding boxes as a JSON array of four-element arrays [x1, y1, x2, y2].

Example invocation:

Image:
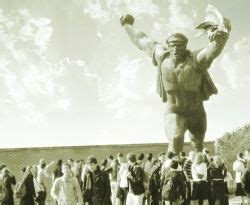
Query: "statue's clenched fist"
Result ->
[[120, 14, 134, 26]]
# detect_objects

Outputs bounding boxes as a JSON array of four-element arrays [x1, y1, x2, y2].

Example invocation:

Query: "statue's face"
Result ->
[[168, 41, 187, 63]]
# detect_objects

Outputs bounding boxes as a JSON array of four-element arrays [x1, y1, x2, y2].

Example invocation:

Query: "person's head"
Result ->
[[56, 159, 63, 166], [67, 159, 74, 165], [137, 153, 144, 161], [180, 151, 186, 158], [158, 152, 166, 164], [2, 167, 10, 176], [237, 152, 244, 160], [101, 159, 108, 167], [40, 162, 46, 169], [117, 152, 124, 164], [152, 159, 161, 167], [213, 155, 222, 167], [0, 164, 6, 172], [107, 155, 113, 163], [194, 153, 205, 165], [166, 33, 188, 62], [62, 163, 72, 177], [126, 153, 136, 165], [87, 156, 98, 172], [170, 160, 179, 170], [202, 148, 210, 155], [146, 153, 153, 161], [167, 151, 174, 159]]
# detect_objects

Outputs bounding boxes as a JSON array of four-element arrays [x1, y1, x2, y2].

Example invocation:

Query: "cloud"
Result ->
[[0, 8, 102, 126], [220, 36, 250, 90], [78, 0, 159, 24], [150, 0, 195, 41]]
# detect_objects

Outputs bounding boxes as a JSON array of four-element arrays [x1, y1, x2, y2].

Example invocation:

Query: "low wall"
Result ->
[[0, 141, 215, 179]]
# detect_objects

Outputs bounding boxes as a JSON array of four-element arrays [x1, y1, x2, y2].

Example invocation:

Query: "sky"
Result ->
[[0, 0, 250, 148]]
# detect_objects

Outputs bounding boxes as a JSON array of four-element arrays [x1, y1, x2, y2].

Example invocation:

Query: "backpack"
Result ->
[[162, 174, 179, 201], [0, 175, 7, 202], [14, 178, 27, 199]]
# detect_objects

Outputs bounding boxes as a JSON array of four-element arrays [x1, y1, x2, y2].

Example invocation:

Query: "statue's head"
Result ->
[[166, 33, 188, 62]]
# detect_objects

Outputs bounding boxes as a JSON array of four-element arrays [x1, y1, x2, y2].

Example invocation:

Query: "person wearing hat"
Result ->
[[120, 14, 231, 154], [82, 156, 111, 205]]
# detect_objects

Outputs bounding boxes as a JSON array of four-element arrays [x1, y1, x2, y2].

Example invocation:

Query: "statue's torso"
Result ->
[[160, 54, 204, 114]]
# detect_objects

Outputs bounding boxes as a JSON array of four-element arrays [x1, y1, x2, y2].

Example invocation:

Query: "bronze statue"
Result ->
[[120, 5, 231, 154]]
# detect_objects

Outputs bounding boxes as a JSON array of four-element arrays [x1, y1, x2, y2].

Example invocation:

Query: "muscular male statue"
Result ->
[[120, 14, 230, 154]]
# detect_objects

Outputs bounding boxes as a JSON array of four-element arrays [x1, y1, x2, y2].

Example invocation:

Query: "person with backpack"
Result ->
[[82, 156, 111, 205], [161, 160, 186, 205], [148, 159, 162, 205], [126, 152, 145, 205]]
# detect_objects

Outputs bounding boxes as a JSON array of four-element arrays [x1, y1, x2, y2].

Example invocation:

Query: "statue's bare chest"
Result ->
[[160, 57, 203, 92]]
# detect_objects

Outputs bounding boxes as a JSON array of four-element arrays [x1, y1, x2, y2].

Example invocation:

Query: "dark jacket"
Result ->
[[149, 166, 161, 202], [161, 170, 186, 201], [2, 174, 16, 205], [127, 163, 145, 195], [82, 166, 111, 205], [20, 173, 36, 205]]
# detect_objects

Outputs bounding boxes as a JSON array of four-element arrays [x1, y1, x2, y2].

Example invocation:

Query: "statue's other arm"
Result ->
[[120, 14, 164, 65], [196, 19, 231, 69]]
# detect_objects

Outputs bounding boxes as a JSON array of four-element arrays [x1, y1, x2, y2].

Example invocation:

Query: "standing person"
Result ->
[[183, 151, 196, 205], [108, 158, 120, 205], [190, 153, 209, 205], [242, 160, 250, 204], [116, 153, 129, 205], [82, 156, 111, 205], [52, 159, 63, 205], [179, 152, 187, 168], [1, 167, 16, 205], [51, 163, 83, 205], [20, 166, 36, 205], [208, 155, 227, 205], [233, 153, 247, 204], [36, 162, 47, 205], [144, 153, 154, 205], [148, 159, 162, 205], [126, 152, 145, 205], [161, 160, 186, 205]]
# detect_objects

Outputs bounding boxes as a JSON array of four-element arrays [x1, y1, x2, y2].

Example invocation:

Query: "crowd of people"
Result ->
[[0, 148, 249, 205]]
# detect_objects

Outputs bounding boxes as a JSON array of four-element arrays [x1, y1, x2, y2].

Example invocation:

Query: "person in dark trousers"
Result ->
[[208, 155, 227, 205], [82, 156, 111, 205], [20, 166, 36, 205], [148, 159, 162, 205], [1, 167, 16, 205], [161, 160, 186, 205], [126, 152, 145, 205]]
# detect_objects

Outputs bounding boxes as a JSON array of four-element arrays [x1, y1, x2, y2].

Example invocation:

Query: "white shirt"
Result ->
[[51, 176, 83, 205], [192, 163, 207, 181], [233, 159, 246, 183], [119, 163, 129, 188]]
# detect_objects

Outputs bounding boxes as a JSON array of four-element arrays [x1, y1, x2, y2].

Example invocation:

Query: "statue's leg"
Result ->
[[164, 112, 187, 154], [187, 109, 207, 152]]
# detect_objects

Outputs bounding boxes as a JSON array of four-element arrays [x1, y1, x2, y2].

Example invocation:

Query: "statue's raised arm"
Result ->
[[120, 14, 162, 59], [195, 5, 231, 70]]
